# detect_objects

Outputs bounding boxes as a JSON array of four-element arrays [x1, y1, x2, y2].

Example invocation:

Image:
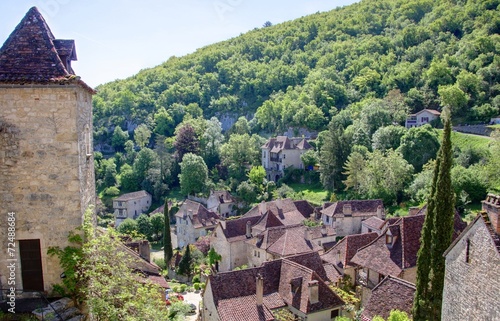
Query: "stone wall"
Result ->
[[0, 85, 94, 294], [442, 219, 500, 321]]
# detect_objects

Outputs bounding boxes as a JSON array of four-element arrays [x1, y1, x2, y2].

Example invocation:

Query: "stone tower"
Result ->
[[0, 7, 95, 294]]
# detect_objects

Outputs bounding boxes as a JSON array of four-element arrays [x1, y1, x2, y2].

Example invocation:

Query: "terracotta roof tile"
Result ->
[[361, 276, 415, 321], [362, 217, 385, 230], [258, 225, 322, 257], [218, 295, 274, 321], [322, 233, 378, 269], [321, 199, 384, 218], [175, 200, 220, 229]]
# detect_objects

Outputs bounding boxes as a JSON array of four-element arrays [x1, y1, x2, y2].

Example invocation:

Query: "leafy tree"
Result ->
[[202, 117, 224, 167], [133, 148, 158, 187], [117, 218, 138, 235], [220, 134, 262, 182], [236, 181, 258, 204], [119, 163, 138, 192], [230, 116, 250, 135], [174, 124, 200, 161], [373, 310, 411, 321], [153, 107, 175, 136], [372, 125, 406, 152], [301, 149, 318, 168], [438, 84, 469, 116], [248, 165, 266, 187], [150, 213, 164, 241], [398, 125, 440, 172], [134, 124, 152, 149], [177, 244, 192, 277], [179, 153, 208, 196], [342, 151, 366, 193], [111, 126, 129, 151], [163, 199, 173, 266], [136, 214, 153, 240]]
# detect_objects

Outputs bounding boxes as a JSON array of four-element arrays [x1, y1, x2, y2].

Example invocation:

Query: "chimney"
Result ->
[[482, 194, 500, 235], [343, 204, 352, 216], [259, 201, 267, 215], [246, 221, 252, 238], [321, 225, 327, 236], [256, 274, 264, 306], [183, 206, 187, 218], [188, 209, 193, 220], [220, 220, 226, 230], [138, 240, 151, 262], [308, 280, 319, 304], [304, 228, 310, 241], [377, 205, 384, 219]]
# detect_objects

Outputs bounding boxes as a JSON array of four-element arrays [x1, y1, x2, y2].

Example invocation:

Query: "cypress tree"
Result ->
[[429, 108, 455, 320], [413, 156, 441, 320], [163, 199, 173, 267], [413, 107, 455, 321]]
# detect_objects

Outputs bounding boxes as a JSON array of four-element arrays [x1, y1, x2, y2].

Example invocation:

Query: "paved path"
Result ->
[[183, 291, 202, 321]]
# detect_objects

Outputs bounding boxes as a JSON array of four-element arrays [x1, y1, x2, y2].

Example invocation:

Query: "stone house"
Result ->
[[261, 136, 312, 182], [361, 217, 385, 235], [405, 108, 441, 128], [207, 190, 237, 218], [351, 208, 465, 304], [320, 200, 384, 237], [490, 115, 500, 124], [360, 276, 416, 321], [113, 190, 152, 226], [203, 255, 345, 321], [321, 233, 378, 284], [0, 7, 95, 294], [441, 194, 500, 321], [175, 200, 220, 248], [211, 199, 316, 272], [246, 224, 335, 268]]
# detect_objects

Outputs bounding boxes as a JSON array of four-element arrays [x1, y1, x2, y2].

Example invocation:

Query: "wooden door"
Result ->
[[19, 239, 44, 291]]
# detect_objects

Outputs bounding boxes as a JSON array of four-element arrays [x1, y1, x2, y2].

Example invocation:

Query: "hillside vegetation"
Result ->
[[93, 0, 499, 142], [92, 0, 500, 219]]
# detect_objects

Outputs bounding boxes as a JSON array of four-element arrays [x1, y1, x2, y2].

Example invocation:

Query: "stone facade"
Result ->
[[113, 190, 152, 226], [0, 85, 95, 293], [442, 212, 500, 321]]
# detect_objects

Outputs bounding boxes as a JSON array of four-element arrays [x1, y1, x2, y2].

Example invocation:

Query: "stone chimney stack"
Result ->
[[304, 228, 310, 241], [321, 225, 327, 236], [259, 201, 267, 215], [343, 203, 352, 216], [220, 220, 226, 230], [482, 194, 500, 235], [246, 221, 252, 238], [256, 274, 264, 306], [188, 209, 193, 220], [377, 205, 384, 219], [308, 280, 319, 304]]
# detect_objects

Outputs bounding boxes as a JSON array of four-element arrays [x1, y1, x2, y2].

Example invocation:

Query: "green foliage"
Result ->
[[301, 149, 319, 168], [373, 310, 411, 321], [273, 308, 296, 321], [220, 134, 263, 182], [134, 124, 152, 149], [193, 282, 201, 291], [248, 165, 266, 187], [177, 245, 192, 277], [150, 212, 164, 241], [398, 125, 440, 172], [104, 186, 120, 197], [111, 126, 129, 151], [136, 214, 153, 240], [179, 153, 208, 196], [117, 218, 138, 235], [164, 199, 174, 266], [174, 124, 200, 161]]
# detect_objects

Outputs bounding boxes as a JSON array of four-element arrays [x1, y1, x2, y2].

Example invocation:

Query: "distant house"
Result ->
[[202, 255, 345, 321], [361, 276, 416, 321], [361, 217, 385, 235], [261, 136, 312, 182], [207, 190, 237, 218], [321, 232, 378, 283], [175, 200, 220, 248], [491, 115, 500, 124], [320, 200, 384, 237], [114, 191, 152, 226], [442, 194, 500, 321], [210, 199, 316, 272], [405, 109, 441, 128]]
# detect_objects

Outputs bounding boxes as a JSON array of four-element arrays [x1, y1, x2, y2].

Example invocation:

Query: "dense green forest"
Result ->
[[93, 0, 500, 216]]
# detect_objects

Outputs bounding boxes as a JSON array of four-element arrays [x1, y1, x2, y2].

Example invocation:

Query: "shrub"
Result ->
[[192, 275, 200, 284], [180, 284, 188, 293], [193, 283, 201, 291]]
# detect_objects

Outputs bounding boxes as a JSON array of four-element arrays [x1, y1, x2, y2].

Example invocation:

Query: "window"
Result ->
[[331, 309, 339, 319], [326, 216, 330, 224], [263, 151, 266, 158], [84, 125, 92, 157], [283, 153, 286, 159], [386, 234, 393, 244]]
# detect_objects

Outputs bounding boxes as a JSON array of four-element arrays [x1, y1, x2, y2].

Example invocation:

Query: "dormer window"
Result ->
[[386, 234, 393, 244]]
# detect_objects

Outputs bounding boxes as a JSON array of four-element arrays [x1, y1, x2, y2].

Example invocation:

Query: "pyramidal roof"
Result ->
[[0, 7, 93, 92]]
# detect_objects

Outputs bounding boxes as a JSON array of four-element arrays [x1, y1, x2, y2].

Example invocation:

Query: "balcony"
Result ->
[[270, 157, 282, 163]]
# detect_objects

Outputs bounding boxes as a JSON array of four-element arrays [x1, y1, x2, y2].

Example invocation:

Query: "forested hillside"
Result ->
[[93, 0, 499, 141], [92, 0, 500, 217]]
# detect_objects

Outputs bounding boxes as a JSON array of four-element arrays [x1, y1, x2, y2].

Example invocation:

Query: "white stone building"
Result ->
[[113, 190, 152, 226], [175, 200, 220, 248], [405, 108, 441, 128]]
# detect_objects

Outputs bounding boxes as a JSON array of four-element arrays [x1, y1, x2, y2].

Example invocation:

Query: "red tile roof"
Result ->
[[361, 276, 415, 321], [222, 216, 263, 242], [261, 136, 312, 152], [321, 199, 383, 218], [175, 200, 220, 229], [362, 217, 385, 230], [243, 199, 314, 226], [208, 258, 344, 320], [0, 7, 94, 93], [322, 233, 378, 269], [253, 225, 322, 257]]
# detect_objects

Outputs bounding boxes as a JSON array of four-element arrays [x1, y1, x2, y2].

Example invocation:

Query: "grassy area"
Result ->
[[288, 183, 329, 206], [487, 124, 500, 129], [449, 131, 493, 151]]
